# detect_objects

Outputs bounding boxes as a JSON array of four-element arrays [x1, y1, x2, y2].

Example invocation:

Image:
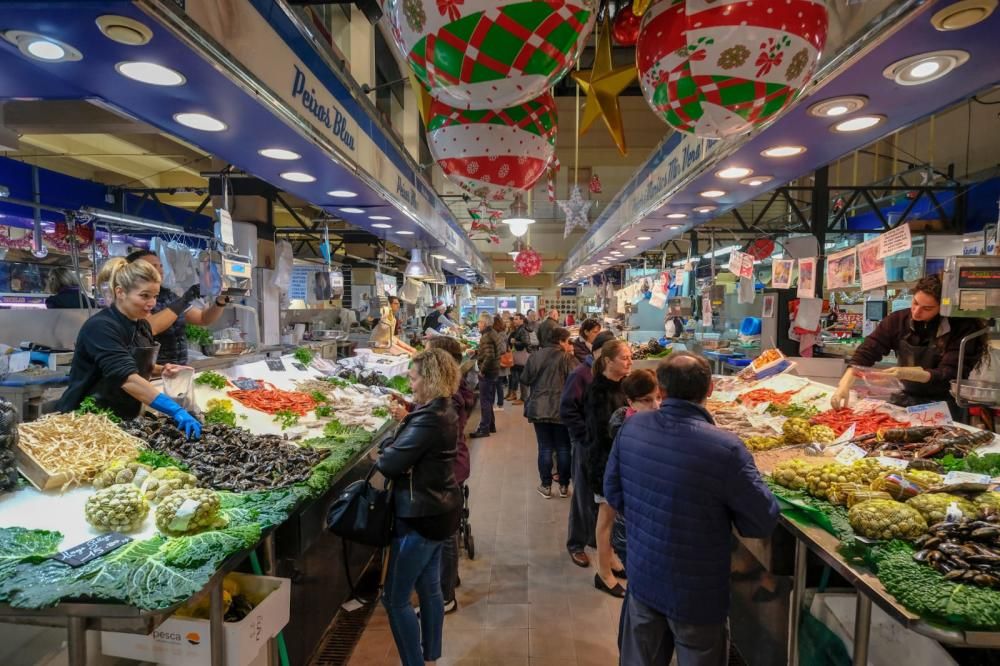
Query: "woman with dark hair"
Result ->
[[833, 274, 989, 418], [377, 348, 463, 664], [584, 339, 632, 598], [572, 318, 603, 363], [520, 326, 578, 499], [45, 267, 95, 309], [470, 313, 502, 439]]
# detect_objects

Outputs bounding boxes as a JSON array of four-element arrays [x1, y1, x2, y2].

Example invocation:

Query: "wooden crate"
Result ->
[[15, 445, 72, 491]]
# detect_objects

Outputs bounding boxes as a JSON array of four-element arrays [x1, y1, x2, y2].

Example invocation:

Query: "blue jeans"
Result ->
[[533, 422, 572, 487], [478, 375, 496, 432], [382, 526, 446, 665]]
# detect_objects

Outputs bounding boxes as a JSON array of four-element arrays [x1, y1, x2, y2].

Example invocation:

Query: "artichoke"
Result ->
[[906, 493, 977, 524], [85, 484, 150, 532], [155, 487, 227, 535], [141, 468, 199, 502], [782, 418, 812, 445], [848, 499, 927, 540]]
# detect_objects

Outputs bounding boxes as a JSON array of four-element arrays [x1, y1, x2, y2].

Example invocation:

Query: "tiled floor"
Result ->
[[348, 405, 625, 666]]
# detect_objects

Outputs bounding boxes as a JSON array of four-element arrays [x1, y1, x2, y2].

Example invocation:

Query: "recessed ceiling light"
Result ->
[[716, 167, 752, 179], [371, 223, 392, 229], [932, 0, 997, 30], [3, 32, 83, 62], [694, 206, 717, 213], [280, 171, 315, 183], [28, 40, 66, 60], [259, 148, 300, 160], [174, 112, 227, 132], [369, 215, 392, 220], [761, 145, 806, 158], [396, 230, 414, 235], [667, 213, 687, 219], [831, 115, 886, 133], [637, 236, 652, 241], [668, 225, 683, 230], [328, 190, 357, 198], [444, 259, 456, 264], [883, 50, 969, 85], [700, 190, 725, 198], [623, 244, 637, 249], [96, 15, 153, 45], [741, 175, 774, 186], [431, 254, 448, 260], [339, 207, 365, 214], [115, 61, 185, 86], [807, 95, 869, 118], [620, 241, 630, 245]]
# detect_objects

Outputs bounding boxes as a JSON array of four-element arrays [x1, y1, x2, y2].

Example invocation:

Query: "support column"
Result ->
[[401, 84, 421, 161], [349, 7, 375, 92], [810, 166, 829, 295]]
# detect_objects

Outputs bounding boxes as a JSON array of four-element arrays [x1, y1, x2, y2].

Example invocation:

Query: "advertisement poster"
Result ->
[[762, 294, 776, 318], [877, 224, 912, 259], [701, 295, 713, 327], [826, 247, 857, 289], [797, 258, 817, 299], [727, 250, 755, 279], [772, 259, 794, 289], [858, 238, 887, 291]]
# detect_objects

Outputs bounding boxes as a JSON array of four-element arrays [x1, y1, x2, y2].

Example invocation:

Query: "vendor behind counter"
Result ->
[[833, 274, 989, 416]]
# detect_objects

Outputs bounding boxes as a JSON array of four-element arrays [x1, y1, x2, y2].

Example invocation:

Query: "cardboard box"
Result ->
[[101, 574, 290, 666]]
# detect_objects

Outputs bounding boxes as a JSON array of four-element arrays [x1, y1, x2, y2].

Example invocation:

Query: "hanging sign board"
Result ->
[[825, 247, 857, 290], [797, 258, 817, 299], [772, 260, 794, 289], [877, 224, 912, 259], [701, 295, 713, 327], [649, 291, 667, 309], [858, 238, 887, 291]]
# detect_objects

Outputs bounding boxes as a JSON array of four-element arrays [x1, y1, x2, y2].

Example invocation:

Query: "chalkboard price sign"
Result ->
[[53, 533, 132, 567], [265, 359, 286, 372]]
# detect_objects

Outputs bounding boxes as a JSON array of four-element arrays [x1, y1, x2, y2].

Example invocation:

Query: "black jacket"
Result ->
[[572, 337, 592, 364], [377, 397, 462, 519], [510, 324, 531, 352], [537, 318, 558, 346], [521, 344, 577, 423], [477, 328, 501, 377], [584, 373, 627, 497], [45, 288, 95, 309]]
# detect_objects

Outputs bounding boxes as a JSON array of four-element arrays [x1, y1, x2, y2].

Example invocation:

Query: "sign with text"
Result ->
[[53, 533, 131, 568], [560, 286, 579, 296], [858, 238, 887, 291], [905, 401, 953, 425], [877, 224, 912, 259], [797, 258, 817, 299]]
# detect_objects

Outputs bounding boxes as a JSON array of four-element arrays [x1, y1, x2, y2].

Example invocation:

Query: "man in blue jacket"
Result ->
[[604, 352, 779, 666]]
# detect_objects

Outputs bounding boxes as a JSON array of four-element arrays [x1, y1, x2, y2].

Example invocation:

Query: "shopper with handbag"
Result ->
[[470, 313, 502, 439], [377, 348, 463, 666], [508, 313, 532, 404], [495, 316, 513, 411]]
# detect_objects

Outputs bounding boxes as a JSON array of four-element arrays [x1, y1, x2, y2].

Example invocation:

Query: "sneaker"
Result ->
[[443, 598, 459, 614], [537, 485, 552, 499], [559, 485, 569, 498]]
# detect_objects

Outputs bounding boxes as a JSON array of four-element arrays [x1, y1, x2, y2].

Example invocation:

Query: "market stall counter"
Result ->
[[0, 350, 404, 665]]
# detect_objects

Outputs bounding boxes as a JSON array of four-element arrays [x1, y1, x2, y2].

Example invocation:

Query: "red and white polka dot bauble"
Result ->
[[636, 0, 828, 138]]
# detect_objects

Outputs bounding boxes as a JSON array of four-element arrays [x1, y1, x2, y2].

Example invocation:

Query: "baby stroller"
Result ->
[[459, 484, 475, 559]]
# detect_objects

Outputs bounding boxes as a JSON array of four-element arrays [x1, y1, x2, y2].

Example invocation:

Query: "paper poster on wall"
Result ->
[[772, 259, 794, 289], [858, 238, 887, 291], [797, 258, 817, 299], [727, 250, 744, 275], [825, 247, 857, 289], [762, 294, 776, 318], [877, 224, 912, 259], [701, 295, 712, 327], [649, 291, 667, 309]]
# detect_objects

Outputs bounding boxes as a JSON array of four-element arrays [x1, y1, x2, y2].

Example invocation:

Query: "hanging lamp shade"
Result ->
[[404, 248, 430, 279], [502, 195, 535, 238]]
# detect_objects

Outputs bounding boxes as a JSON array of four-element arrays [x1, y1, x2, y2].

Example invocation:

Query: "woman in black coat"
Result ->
[[377, 348, 463, 666], [583, 339, 632, 597]]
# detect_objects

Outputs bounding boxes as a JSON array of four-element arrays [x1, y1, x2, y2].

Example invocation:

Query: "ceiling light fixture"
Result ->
[[667, 213, 687, 219], [501, 194, 535, 237], [620, 240, 630, 245], [716, 166, 753, 179], [3, 32, 83, 62], [807, 95, 868, 118], [259, 148, 300, 160], [741, 175, 774, 186], [396, 230, 414, 235], [831, 115, 886, 133], [403, 249, 429, 279], [637, 236, 652, 241], [116, 61, 185, 86], [280, 171, 315, 183], [623, 244, 637, 249], [96, 15, 153, 45], [761, 145, 806, 158], [328, 190, 357, 198], [932, 0, 997, 30], [444, 259, 456, 264], [694, 206, 717, 213], [668, 225, 683, 230], [369, 215, 392, 220], [371, 223, 392, 229], [431, 254, 448, 260], [174, 112, 227, 132], [339, 207, 364, 214], [700, 190, 725, 198], [883, 50, 969, 85]]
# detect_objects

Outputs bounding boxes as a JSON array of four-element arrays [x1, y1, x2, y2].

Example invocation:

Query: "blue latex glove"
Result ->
[[150, 393, 202, 440]]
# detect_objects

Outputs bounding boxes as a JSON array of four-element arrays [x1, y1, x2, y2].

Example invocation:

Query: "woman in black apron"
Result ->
[[56, 257, 201, 438], [832, 274, 989, 419]]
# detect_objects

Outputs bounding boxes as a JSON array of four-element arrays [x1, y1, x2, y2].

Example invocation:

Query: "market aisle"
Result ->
[[348, 405, 624, 666]]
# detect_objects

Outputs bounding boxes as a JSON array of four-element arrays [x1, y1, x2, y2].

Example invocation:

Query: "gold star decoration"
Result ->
[[570, 16, 638, 156], [408, 69, 434, 128]]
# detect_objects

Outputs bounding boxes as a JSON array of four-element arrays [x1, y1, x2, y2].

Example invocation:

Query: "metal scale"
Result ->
[[942, 256, 1000, 409]]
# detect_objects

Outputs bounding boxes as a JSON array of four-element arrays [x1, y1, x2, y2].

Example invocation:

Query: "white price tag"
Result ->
[[752, 401, 771, 414], [943, 471, 991, 485], [906, 401, 953, 426], [835, 444, 868, 465], [833, 423, 857, 444], [875, 456, 910, 470]]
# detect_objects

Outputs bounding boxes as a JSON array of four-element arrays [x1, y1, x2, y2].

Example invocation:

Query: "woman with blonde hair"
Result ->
[[45, 266, 95, 309], [55, 257, 201, 438], [377, 348, 463, 665]]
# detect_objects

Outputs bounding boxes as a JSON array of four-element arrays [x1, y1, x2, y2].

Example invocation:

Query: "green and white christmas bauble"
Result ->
[[636, 0, 828, 138], [387, 0, 596, 109], [427, 92, 557, 198]]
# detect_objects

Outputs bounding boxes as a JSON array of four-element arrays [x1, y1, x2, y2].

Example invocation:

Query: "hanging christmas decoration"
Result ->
[[636, 0, 828, 138], [632, 0, 653, 16], [571, 16, 637, 156], [387, 0, 597, 110], [589, 173, 603, 194], [407, 69, 434, 127], [0, 228, 32, 252], [513, 246, 543, 277], [427, 92, 558, 199], [612, 4, 641, 46], [559, 184, 594, 238], [46, 221, 95, 254], [546, 157, 561, 203]]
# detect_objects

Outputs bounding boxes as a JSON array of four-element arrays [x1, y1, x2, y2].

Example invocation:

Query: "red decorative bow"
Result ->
[[437, 0, 464, 21]]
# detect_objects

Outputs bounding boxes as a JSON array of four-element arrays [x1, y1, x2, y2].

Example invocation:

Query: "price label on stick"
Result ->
[[906, 401, 953, 426], [52, 533, 131, 568], [835, 443, 868, 465], [875, 456, 910, 470], [944, 471, 992, 486], [833, 423, 857, 444]]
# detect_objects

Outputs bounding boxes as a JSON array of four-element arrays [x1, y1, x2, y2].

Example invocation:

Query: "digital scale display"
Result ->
[[958, 268, 1000, 289]]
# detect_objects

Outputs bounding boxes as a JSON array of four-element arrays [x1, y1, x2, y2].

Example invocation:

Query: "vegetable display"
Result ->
[[293, 347, 314, 365], [0, 397, 20, 492], [848, 499, 927, 540], [203, 398, 237, 427], [906, 493, 977, 524], [155, 488, 227, 536], [18, 413, 144, 490], [85, 485, 150, 533], [273, 410, 300, 430], [194, 371, 229, 390], [75, 396, 121, 423], [185, 324, 214, 347]]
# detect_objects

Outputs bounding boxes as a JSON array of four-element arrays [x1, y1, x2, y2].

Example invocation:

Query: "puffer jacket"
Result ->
[[477, 328, 501, 377], [604, 399, 779, 625], [520, 343, 577, 423], [377, 397, 462, 519], [510, 324, 532, 352], [558, 358, 593, 445], [583, 373, 626, 497]]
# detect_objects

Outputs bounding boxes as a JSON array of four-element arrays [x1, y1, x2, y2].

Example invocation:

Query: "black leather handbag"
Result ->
[[326, 465, 394, 547]]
